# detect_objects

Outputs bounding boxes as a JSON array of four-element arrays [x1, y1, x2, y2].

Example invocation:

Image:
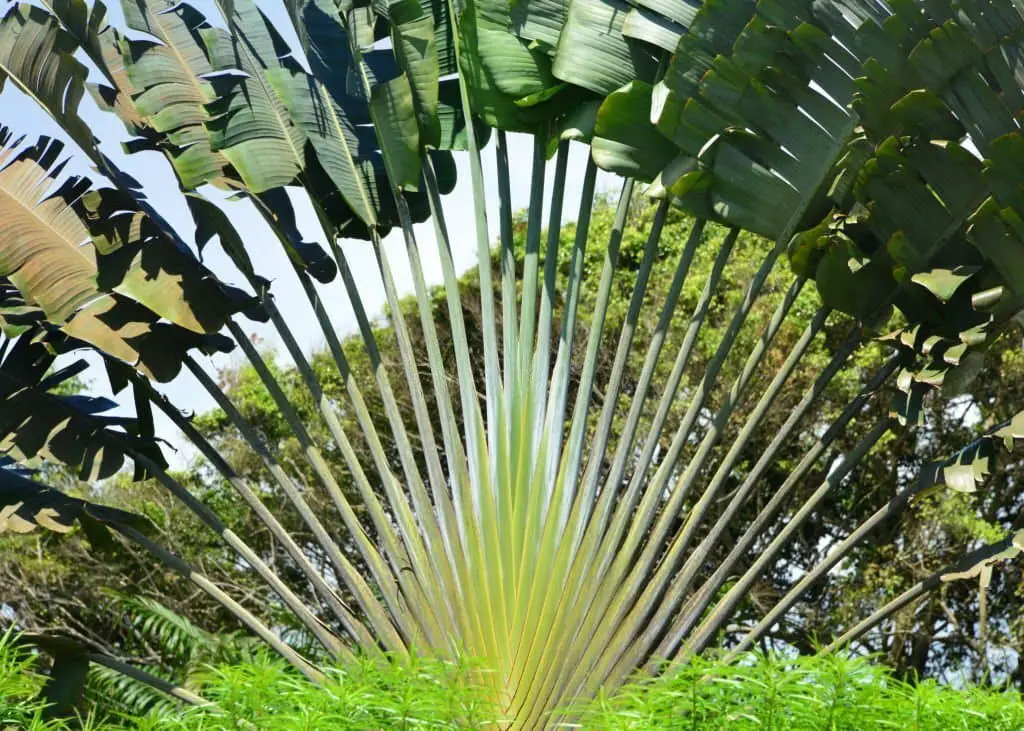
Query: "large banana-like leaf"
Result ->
[[278, 0, 457, 228], [203, 0, 308, 193], [553, 0, 660, 95], [0, 457, 151, 539], [265, 61, 383, 227], [389, 0, 441, 149], [116, 0, 233, 189], [0, 135, 97, 326], [0, 131, 237, 379], [653, 0, 861, 237], [591, 81, 676, 181], [46, 0, 148, 133], [456, 0, 565, 129], [208, 0, 425, 232], [0, 3, 94, 155], [103, 0, 433, 261], [74, 185, 254, 331]]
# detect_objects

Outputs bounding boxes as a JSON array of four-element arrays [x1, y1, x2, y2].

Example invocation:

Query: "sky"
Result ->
[[1, 0, 618, 467]]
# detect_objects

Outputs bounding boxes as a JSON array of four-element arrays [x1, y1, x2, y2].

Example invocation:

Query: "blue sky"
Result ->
[[2, 0, 617, 466]]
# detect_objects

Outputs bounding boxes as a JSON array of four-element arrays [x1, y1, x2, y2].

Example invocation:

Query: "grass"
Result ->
[[4, 631, 1024, 729]]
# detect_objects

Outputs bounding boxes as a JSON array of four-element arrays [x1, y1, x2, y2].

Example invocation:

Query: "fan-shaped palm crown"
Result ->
[[2, 0, 1024, 725]]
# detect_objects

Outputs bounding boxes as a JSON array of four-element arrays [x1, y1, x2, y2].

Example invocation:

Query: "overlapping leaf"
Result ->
[[591, 81, 676, 180], [115, 0, 233, 189], [623, 0, 1024, 428], [203, 0, 307, 193], [280, 0, 454, 227], [0, 458, 150, 539], [0, 3, 94, 154], [0, 131, 237, 379], [0, 332, 165, 482], [811, 0, 1024, 409], [455, 0, 569, 130]]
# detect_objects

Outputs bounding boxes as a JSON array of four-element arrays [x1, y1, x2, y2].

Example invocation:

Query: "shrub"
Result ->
[[8, 632, 1024, 729], [578, 652, 1024, 730]]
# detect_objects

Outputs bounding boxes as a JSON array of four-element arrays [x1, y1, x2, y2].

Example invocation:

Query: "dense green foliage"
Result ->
[[579, 653, 1024, 730], [6, 630, 1024, 730]]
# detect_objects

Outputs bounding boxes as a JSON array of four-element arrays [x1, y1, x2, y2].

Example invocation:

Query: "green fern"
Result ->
[[112, 595, 213, 665], [82, 595, 260, 721], [85, 664, 181, 722]]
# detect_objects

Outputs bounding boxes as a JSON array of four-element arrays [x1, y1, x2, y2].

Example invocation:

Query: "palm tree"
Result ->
[[2, 0, 1024, 724]]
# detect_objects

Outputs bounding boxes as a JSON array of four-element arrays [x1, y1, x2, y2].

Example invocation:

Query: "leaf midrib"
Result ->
[[227, 20, 306, 173], [147, 6, 218, 110], [317, 79, 377, 226], [0, 177, 95, 272]]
